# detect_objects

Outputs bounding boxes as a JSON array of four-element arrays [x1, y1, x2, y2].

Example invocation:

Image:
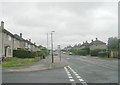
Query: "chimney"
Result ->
[[34, 42, 36, 45], [86, 41, 88, 43], [29, 39, 31, 42], [91, 40, 93, 42], [20, 33, 22, 38], [96, 38, 98, 40], [1, 21, 4, 29]]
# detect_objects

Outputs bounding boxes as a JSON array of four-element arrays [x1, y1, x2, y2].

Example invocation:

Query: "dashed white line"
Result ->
[[79, 79, 84, 82], [67, 66, 88, 85], [76, 76, 81, 78], [75, 74, 79, 76], [70, 79, 75, 82], [64, 67, 75, 82]]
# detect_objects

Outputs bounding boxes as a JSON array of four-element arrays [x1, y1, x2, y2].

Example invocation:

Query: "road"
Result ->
[[2, 54, 118, 84]]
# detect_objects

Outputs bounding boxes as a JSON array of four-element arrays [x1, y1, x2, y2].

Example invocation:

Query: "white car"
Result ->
[[69, 52, 72, 55]]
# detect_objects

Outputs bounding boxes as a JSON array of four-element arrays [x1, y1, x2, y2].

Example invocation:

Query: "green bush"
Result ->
[[69, 48, 88, 56], [90, 49, 106, 57], [98, 51, 107, 57], [78, 50, 88, 56], [13, 50, 37, 58]]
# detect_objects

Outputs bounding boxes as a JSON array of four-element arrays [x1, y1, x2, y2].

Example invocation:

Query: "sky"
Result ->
[[0, 1, 118, 49]]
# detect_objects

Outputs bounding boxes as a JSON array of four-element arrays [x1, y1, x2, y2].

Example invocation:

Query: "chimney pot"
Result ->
[[20, 33, 22, 38], [1, 21, 4, 29], [96, 38, 98, 40], [29, 39, 31, 42]]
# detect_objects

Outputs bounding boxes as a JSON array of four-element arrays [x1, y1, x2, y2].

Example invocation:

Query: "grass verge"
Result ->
[[2, 57, 40, 68], [0, 64, 2, 68]]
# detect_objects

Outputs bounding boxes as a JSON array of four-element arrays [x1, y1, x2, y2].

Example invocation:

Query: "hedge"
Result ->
[[90, 49, 107, 57], [13, 49, 49, 58], [69, 48, 89, 56], [77, 50, 88, 56], [13, 50, 37, 58]]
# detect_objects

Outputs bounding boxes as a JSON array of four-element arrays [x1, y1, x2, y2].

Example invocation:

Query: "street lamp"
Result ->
[[118, 39, 120, 59], [51, 31, 55, 63]]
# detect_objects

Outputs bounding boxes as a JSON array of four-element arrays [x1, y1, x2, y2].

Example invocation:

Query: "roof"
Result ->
[[2, 29, 14, 37], [81, 41, 90, 47], [14, 34, 25, 41], [90, 39, 106, 45]]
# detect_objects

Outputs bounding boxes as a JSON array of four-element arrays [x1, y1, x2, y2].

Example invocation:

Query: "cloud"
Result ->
[[1, 2, 118, 49]]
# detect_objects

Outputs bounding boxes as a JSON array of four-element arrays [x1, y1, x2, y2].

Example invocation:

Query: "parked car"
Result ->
[[69, 52, 72, 55], [63, 52, 66, 54]]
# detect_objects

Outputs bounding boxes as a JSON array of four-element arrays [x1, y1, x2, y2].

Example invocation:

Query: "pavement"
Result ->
[[2, 55, 68, 72]]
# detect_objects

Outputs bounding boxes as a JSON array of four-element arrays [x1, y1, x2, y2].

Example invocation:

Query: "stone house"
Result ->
[[89, 38, 107, 50], [13, 33, 26, 50], [0, 21, 14, 57], [0, 21, 42, 58], [80, 41, 90, 49]]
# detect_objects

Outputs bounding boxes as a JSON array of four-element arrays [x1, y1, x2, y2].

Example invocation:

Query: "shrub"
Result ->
[[78, 50, 88, 56], [13, 50, 36, 58], [90, 49, 106, 57], [98, 51, 107, 57], [70, 48, 88, 56]]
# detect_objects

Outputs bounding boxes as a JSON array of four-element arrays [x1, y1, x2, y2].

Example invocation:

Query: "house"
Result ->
[[80, 41, 89, 49], [0, 21, 14, 57], [89, 38, 107, 50], [0, 21, 44, 58], [13, 33, 26, 50]]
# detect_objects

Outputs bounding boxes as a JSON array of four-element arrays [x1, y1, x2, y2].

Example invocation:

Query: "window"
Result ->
[[8, 35, 12, 41], [8, 48, 11, 56]]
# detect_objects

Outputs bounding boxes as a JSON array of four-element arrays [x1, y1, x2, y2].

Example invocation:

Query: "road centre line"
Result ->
[[64, 67, 75, 82], [67, 66, 88, 85]]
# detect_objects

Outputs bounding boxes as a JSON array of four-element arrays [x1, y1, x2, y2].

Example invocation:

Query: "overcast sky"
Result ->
[[0, 1, 118, 49]]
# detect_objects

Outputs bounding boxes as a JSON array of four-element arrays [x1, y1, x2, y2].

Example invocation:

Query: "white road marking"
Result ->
[[68, 76, 73, 78], [79, 79, 84, 82], [70, 79, 74, 82], [75, 74, 79, 76], [74, 72, 76, 74], [64, 67, 75, 82], [67, 73, 71, 76], [67, 66, 88, 85], [76, 76, 81, 78]]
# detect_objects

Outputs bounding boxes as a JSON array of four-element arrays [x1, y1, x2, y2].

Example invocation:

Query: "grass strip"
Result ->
[[2, 57, 39, 68]]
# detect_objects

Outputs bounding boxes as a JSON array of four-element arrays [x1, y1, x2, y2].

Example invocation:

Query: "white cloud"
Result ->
[[1, 2, 118, 49]]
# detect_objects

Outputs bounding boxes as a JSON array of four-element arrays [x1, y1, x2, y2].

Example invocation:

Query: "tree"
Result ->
[[108, 37, 118, 51]]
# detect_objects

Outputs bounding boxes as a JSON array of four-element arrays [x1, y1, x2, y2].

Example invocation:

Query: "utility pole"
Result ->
[[47, 32, 49, 55], [51, 31, 55, 63], [58, 45, 61, 61], [118, 39, 120, 59]]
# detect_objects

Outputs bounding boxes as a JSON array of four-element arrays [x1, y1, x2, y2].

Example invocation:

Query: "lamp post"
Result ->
[[47, 32, 49, 55], [58, 45, 61, 61], [118, 39, 120, 59], [51, 31, 55, 63]]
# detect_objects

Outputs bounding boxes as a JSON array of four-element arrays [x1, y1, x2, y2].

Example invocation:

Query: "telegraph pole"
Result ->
[[51, 31, 55, 63], [47, 32, 49, 55]]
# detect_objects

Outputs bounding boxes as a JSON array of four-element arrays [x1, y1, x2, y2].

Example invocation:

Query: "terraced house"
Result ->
[[0, 21, 14, 57], [0, 21, 42, 58], [89, 38, 107, 50]]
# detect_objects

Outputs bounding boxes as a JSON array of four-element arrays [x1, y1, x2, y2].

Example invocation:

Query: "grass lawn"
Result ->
[[0, 64, 2, 68], [2, 57, 40, 68]]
